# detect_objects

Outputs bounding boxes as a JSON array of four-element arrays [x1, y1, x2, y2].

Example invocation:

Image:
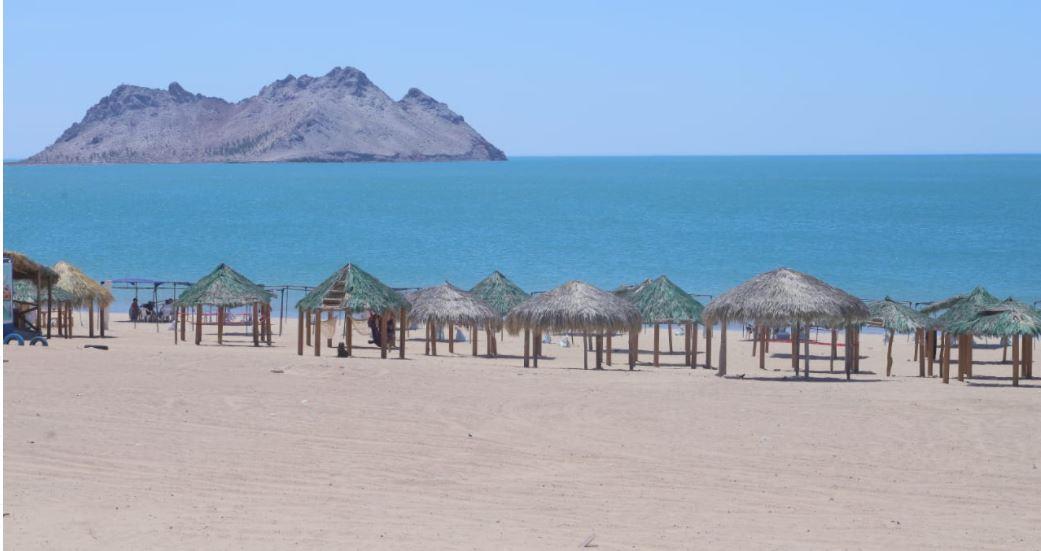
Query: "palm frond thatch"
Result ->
[[13, 280, 75, 304], [53, 261, 115, 307], [622, 275, 704, 323], [505, 280, 641, 335], [409, 283, 502, 329], [934, 286, 1002, 329], [613, 280, 649, 301], [946, 299, 1041, 337], [703, 267, 869, 327], [295, 263, 409, 313], [177, 263, 272, 307], [4, 250, 59, 285], [867, 296, 932, 334], [921, 286, 1000, 316], [469, 271, 529, 316]]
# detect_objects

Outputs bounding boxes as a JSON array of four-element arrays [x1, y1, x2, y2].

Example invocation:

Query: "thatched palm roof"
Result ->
[[946, 299, 1041, 337], [867, 296, 932, 334], [622, 275, 704, 323], [925, 286, 1002, 329], [177, 263, 272, 307], [703, 268, 869, 327], [53, 261, 115, 307], [4, 251, 59, 285], [13, 280, 74, 304], [409, 283, 502, 328], [613, 280, 648, 301], [505, 280, 641, 334], [296, 263, 408, 313], [469, 271, 529, 316]]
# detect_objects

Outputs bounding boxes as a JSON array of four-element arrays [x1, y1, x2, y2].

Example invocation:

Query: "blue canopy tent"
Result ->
[[103, 278, 193, 331]]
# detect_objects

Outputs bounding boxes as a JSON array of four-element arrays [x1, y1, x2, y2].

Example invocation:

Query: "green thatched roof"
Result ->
[[469, 271, 529, 316], [623, 275, 703, 323], [928, 286, 1002, 329], [946, 299, 1041, 337], [13, 280, 74, 304], [867, 296, 932, 334], [295, 263, 409, 313], [177, 263, 273, 307]]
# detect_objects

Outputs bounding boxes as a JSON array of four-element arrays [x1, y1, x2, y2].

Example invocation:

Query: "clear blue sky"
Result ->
[[4, 1, 1040, 159]]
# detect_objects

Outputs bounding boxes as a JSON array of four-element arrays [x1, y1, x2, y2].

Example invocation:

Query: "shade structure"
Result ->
[[4, 251, 59, 285], [410, 283, 502, 357], [506, 280, 641, 370], [53, 261, 115, 308], [703, 268, 870, 378], [177, 263, 272, 307], [469, 271, 529, 317], [925, 286, 1002, 329], [294, 263, 409, 359], [296, 263, 408, 314], [867, 296, 933, 377], [176, 263, 274, 347], [946, 299, 1040, 387], [14, 280, 73, 304], [867, 297, 932, 334], [617, 276, 705, 368]]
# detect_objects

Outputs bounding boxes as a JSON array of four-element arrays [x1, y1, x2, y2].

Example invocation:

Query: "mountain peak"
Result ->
[[400, 88, 464, 124]]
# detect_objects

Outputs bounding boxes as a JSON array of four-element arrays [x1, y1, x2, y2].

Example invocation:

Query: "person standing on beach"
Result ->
[[129, 298, 140, 322], [386, 311, 396, 349], [367, 310, 381, 346]]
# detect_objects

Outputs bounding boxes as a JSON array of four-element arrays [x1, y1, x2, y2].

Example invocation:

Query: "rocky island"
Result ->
[[24, 66, 506, 164]]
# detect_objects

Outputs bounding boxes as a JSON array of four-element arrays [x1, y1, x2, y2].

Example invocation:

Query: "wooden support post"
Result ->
[[629, 328, 636, 370], [668, 323, 673, 354], [195, 305, 202, 345], [759, 328, 766, 370], [46, 285, 53, 339], [346, 313, 353, 355], [217, 306, 225, 344], [305, 309, 311, 347], [966, 333, 974, 377], [1012, 333, 1020, 387], [173, 304, 178, 344], [886, 329, 895, 376], [431, 323, 438, 356], [926, 330, 935, 376], [266, 304, 273, 345], [844, 325, 852, 380], [653, 323, 660, 367], [942, 333, 951, 384], [532, 327, 539, 368], [180, 308, 187, 341], [705, 324, 713, 369], [472, 324, 478, 356], [523, 328, 530, 367], [380, 314, 388, 359], [326, 311, 334, 348], [448, 322, 455, 353], [958, 334, 966, 381], [252, 303, 260, 347], [606, 334, 612, 365], [691, 324, 698, 369], [595, 335, 603, 369], [803, 327, 810, 378], [67, 304, 73, 338], [297, 309, 304, 356], [583, 334, 589, 370], [1024, 335, 1033, 378], [917, 329, 925, 377], [718, 321, 727, 377], [791, 323, 800, 374], [314, 309, 321, 357], [399, 308, 406, 359], [830, 328, 837, 371], [854, 327, 861, 373], [88, 298, 95, 338], [99, 303, 106, 337], [684, 322, 692, 366]]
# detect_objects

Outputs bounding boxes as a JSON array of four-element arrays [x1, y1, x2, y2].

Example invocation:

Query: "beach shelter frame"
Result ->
[[174, 264, 274, 347], [4, 251, 60, 338]]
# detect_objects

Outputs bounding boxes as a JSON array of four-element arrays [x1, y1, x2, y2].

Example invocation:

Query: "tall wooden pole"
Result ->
[[523, 328, 530, 367], [1024, 335, 1033, 378], [173, 304, 178, 344], [399, 308, 407, 359], [180, 308, 186, 341], [595, 335, 603, 369], [886, 329, 895, 376], [667, 323, 673, 353], [431, 323, 438, 356], [99, 303, 106, 337], [653, 323, 660, 367], [532, 327, 539, 368], [684, 322, 692, 366], [305, 309, 312, 347], [705, 324, 713, 369], [346, 314, 353, 355], [194, 305, 202, 345], [297, 309, 304, 355], [314, 309, 322, 357], [759, 327, 766, 370], [380, 314, 388, 359], [830, 328, 838, 371], [926, 330, 935, 377], [691, 324, 698, 369], [67, 304, 73, 338], [854, 327, 861, 373], [917, 329, 926, 377], [791, 323, 799, 375], [966, 333, 974, 378], [448, 322, 455, 353], [1011, 334, 1020, 387], [471, 324, 478, 356], [252, 303, 260, 347], [217, 306, 225, 344], [718, 320, 727, 377], [88, 298, 95, 337], [942, 333, 951, 384], [46, 285, 53, 339]]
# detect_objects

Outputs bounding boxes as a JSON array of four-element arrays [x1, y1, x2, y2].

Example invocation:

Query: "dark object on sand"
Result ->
[[84, 344, 109, 350]]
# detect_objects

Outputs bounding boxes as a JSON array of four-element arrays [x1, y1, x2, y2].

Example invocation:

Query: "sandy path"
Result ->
[[4, 315, 1039, 549]]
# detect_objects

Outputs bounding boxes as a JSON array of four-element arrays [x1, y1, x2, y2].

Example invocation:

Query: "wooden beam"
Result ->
[[606, 334, 612, 366], [926, 330, 935, 377], [691, 324, 698, 369], [532, 327, 539, 368], [380, 314, 388, 359], [653, 323, 660, 367], [180, 308, 186, 341], [523, 328, 530, 367], [399, 308, 407, 359], [88, 298, 95, 337], [1012, 333, 1020, 387], [759, 327, 766, 371], [717, 320, 727, 377], [448, 322, 455, 354], [297, 309, 304, 356], [472, 324, 478, 356], [886, 329, 894, 376], [705, 324, 712, 369], [595, 334, 603, 369], [314, 309, 321, 357], [253, 303, 260, 347], [305, 309, 311, 347], [195, 305, 202, 345], [46, 285, 53, 339], [942, 333, 950, 384], [217, 306, 225, 344]]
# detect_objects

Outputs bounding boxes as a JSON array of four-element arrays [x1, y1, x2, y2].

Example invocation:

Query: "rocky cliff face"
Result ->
[[26, 67, 506, 163]]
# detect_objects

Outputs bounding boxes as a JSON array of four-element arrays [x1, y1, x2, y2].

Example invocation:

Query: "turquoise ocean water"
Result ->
[[4, 156, 1040, 309]]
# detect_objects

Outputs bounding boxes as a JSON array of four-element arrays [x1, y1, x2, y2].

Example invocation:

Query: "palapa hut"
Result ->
[[176, 263, 274, 347], [619, 275, 704, 368], [470, 271, 529, 356], [922, 286, 1001, 380], [409, 283, 501, 357], [4, 251, 59, 337], [945, 299, 1040, 386], [505, 280, 641, 370], [703, 268, 870, 379], [867, 297, 932, 377], [295, 263, 410, 359], [53, 261, 116, 339]]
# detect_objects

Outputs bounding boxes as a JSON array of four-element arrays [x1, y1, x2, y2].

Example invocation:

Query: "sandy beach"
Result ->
[[4, 313, 1040, 549]]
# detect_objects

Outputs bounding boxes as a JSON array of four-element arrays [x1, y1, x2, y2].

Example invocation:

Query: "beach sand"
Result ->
[[4, 313, 1040, 549]]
